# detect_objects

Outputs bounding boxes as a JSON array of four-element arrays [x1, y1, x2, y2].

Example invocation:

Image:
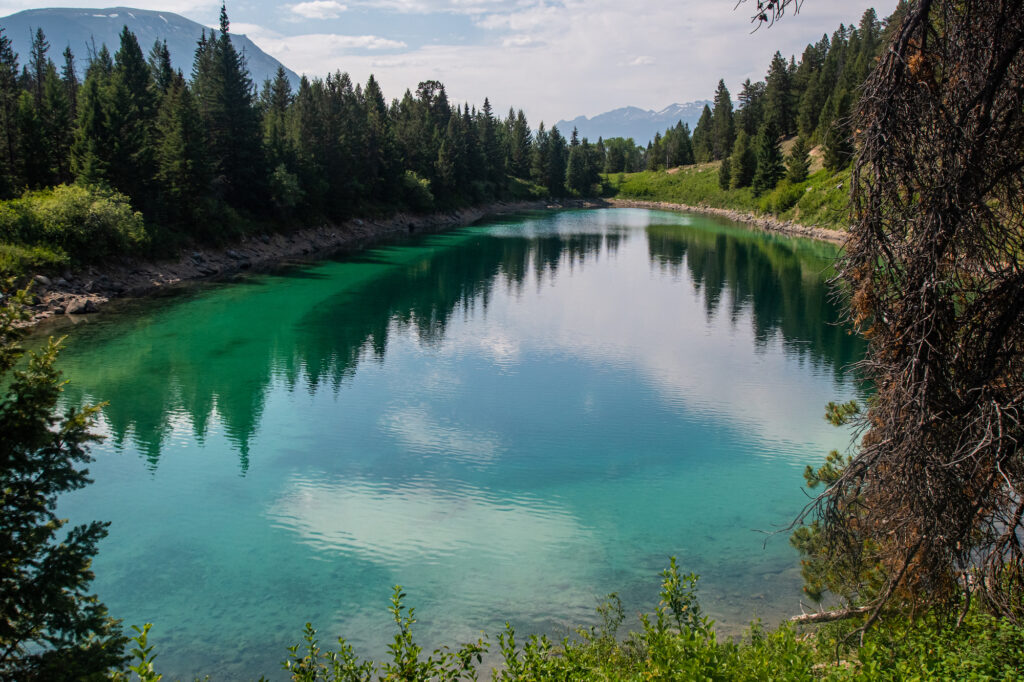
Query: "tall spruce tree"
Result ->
[[192, 6, 264, 208], [728, 130, 756, 189], [60, 46, 77, 116], [764, 51, 795, 137], [752, 119, 784, 196], [691, 104, 713, 162], [154, 72, 210, 226], [710, 79, 735, 160], [786, 135, 811, 184], [0, 28, 22, 196], [110, 25, 157, 208]]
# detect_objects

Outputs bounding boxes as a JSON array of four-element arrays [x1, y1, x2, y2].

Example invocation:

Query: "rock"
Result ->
[[33, 274, 52, 287], [226, 249, 242, 260], [64, 299, 97, 315], [55, 278, 69, 287], [259, 234, 271, 244]]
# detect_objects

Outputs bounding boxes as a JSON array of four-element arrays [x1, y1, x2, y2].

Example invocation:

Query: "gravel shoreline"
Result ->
[[18, 198, 842, 328], [18, 200, 566, 328], [606, 198, 848, 245]]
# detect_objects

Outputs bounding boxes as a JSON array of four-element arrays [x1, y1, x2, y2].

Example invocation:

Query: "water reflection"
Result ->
[[51, 209, 861, 471]]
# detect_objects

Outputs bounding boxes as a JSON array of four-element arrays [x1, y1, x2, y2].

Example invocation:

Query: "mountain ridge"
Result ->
[[0, 6, 299, 88], [554, 101, 713, 146]]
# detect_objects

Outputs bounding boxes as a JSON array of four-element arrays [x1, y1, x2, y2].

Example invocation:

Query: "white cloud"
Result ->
[[501, 34, 537, 48], [290, 1, 348, 19], [629, 55, 655, 66]]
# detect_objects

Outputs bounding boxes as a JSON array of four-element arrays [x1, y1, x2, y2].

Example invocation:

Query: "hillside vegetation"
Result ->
[[608, 158, 852, 231]]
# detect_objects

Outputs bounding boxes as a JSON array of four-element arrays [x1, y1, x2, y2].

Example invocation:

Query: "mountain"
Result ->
[[0, 7, 299, 88], [554, 102, 713, 146]]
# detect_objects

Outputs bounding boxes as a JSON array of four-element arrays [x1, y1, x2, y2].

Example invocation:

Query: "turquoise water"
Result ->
[[45, 209, 863, 678]]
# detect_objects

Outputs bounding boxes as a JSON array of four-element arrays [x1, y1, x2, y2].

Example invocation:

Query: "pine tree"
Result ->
[[41, 63, 73, 184], [736, 78, 765, 137], [71, 48, 114, 187], [752, 119, 784, 196], [728, 130, 756, 189], [566, 142, 588, 195], [154, 73, 210, 226], [821, 90, 853, 172], [691, 104, 713, 162], [60, 46, 78, 116], [147, 40, 174, 97], [0, 290, 126, 679], [0, 28, 22, 196], [764, 51, 795, 137], [545, 125, 567, 196], [710, 79, 735, 160], [192, 6, 265, 208], [110, 25, 157, 208], [718, 156, 731, 190], [28, 28, 49, 106], [786, 135, 811, 184]]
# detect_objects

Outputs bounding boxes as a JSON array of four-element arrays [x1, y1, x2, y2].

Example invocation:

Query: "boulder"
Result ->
[[33, 274, 52, 287]]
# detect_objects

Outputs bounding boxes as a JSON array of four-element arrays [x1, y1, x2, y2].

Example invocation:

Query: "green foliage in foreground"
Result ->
[[0, 286, 126, 679], [608, 164, 852, 231], [0, 184, 146, 275], [120, 558, 1024, 681]]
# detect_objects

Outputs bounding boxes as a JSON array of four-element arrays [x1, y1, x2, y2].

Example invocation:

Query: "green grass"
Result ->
[[607, 163, 853, 231]]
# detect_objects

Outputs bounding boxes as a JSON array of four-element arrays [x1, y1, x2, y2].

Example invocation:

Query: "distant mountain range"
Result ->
[[554, 102, 713, 146], [0, 7, 299, 88]]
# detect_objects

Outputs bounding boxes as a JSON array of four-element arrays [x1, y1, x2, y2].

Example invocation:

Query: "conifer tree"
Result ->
[[155, 73, 210, 226], [718, 156, 731, 190], [0, 290, 126, 679], [28, 28, 49, 106], [60, 46, 77, 116], [728, 130, 756, 189], [736, 78, 765, 137], [786, 135, 811, 184], [192, 6, 264, 208], [545, 125, 567, 196], [821, 90, 853, 172], [71, 47, 114, 187], [752, 119, 784, 196], [110, 26, 157, 207], [710, 79, 735, 160], [691, 104, 713, 162], [0, 28, 22, 196], [764, 51, 795, 137], [147, 40, 174, 97], [41, 63, 72, 184]]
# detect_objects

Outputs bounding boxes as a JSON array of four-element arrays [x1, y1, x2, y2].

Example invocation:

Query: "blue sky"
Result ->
[[0, 0, 887, 124]]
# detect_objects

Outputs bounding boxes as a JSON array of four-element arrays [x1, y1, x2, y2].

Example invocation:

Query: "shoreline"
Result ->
[[605, 198, 849, 245], [20, 199, 567, 328], [19, 198, 842, 328]]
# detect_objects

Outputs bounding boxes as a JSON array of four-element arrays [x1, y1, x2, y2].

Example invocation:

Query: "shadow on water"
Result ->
[[50, 209, 862, 472]]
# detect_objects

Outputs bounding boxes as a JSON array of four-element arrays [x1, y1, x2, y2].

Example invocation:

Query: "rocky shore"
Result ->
[[606, 198, 848, 245], [17, 197, 840, 328], [18, 200, 569, 327]]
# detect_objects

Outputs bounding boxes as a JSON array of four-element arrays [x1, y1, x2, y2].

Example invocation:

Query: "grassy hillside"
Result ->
[[607, 161, 853, 231]]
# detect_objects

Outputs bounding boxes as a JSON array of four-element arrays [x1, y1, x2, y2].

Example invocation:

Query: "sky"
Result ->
[[0, 0, 887, 124]]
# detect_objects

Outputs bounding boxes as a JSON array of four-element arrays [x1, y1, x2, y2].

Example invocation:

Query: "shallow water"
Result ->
[[46, 208, 863, 679]]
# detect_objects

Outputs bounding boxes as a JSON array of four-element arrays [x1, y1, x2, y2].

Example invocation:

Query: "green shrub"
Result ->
[[402, 171, 435, 212], [0, 185, 147, 265], [0, 243, 68, 279]]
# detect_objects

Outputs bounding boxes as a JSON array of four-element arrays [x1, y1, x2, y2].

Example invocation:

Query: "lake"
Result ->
[[45, 208, 863, 679]]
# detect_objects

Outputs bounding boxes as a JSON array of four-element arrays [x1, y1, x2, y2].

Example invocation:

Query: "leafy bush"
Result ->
[[0, 185, 147, 265], [0, 243, 68, 279], [401, 171, 435, 212]]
